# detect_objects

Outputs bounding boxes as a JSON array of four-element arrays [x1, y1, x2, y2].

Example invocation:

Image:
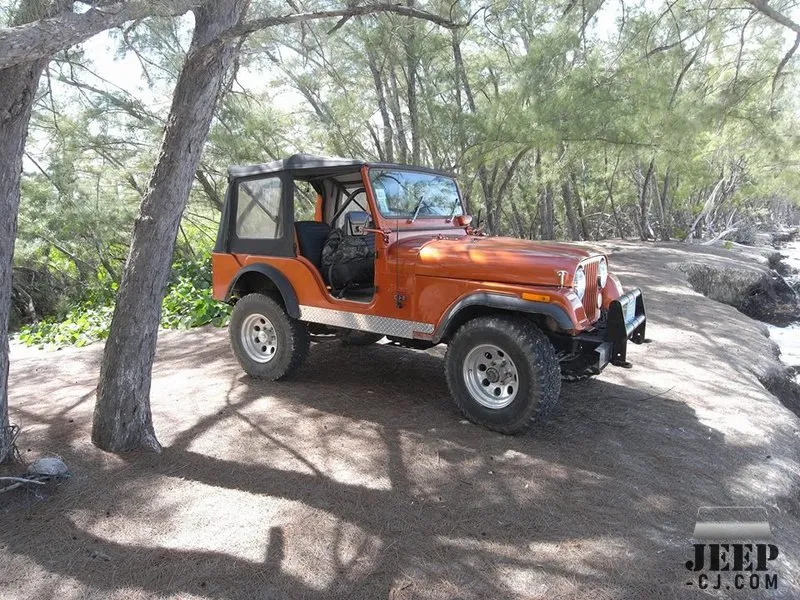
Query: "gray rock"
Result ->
[[27, 456, 68, 477]]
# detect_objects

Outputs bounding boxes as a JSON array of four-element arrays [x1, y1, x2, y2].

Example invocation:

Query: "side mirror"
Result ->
[[454, 214, 473, 227], [346, 211, 370, 236]]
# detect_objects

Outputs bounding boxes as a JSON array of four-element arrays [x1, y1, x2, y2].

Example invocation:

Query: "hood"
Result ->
[[403, 234, 602, 286]]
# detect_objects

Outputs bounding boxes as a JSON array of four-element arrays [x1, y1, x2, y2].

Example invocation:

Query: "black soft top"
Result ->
[[227, 153, 453, 180]]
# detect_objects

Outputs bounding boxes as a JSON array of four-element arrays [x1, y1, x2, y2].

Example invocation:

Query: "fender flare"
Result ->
[[225, 263, 300, 319], [432, 292, 574, 344]]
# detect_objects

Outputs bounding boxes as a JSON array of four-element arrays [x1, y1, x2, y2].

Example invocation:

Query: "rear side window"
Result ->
[[236, 177, 282, 239], [294, 181, 317, 221]]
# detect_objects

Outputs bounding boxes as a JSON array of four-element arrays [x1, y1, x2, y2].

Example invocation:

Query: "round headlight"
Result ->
[[598, 258, 608, 288], [573, 266, 586, 300]]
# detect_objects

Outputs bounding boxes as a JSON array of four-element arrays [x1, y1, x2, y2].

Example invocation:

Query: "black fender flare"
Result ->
[[225, 263, 300, 319], [432, 292, 574, 344]]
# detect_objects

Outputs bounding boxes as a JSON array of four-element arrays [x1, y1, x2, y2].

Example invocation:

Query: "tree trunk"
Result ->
[[0, 0, 64, 464], [540, 183, 555, 239], [608, 188, 623, 238], [404, 1, 420, 164], [92, 0, 248, 453], [386, 66, 409, 163], [509, 199, 527, 238], [482, 180, 496, 235], [571, 171, 591, 240], [451, 32, 476, 113], [452, 31, 493, 235], [561, 179, 580, 240], [451, 32, 466, 159], [657, 168, 672, 241], [534, 150, 555, 240], [639, 157, 655, 241], [366, 46, 393, 163], [605, 153, 624, 238]]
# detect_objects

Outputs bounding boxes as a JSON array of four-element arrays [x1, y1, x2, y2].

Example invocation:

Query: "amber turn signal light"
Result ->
[[522, 292, 550, 303]]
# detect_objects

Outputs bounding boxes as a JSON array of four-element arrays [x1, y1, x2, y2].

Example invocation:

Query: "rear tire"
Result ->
[[229, 293, 309, 380], [445, 315, 561, 434]]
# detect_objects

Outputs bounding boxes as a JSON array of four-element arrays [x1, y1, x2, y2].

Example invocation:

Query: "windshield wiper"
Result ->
[[409, 195, 426, 223], [446, 196, 462, 221]]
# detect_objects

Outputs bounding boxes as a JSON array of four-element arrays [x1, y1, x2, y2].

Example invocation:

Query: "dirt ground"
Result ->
[[2, 241, 799, 600]]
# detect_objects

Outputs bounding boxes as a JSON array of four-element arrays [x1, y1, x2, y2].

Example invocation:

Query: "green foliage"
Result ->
[[17, 254, 230, 348], [160, 258, 231, 330], [17, 303, 114, 348]]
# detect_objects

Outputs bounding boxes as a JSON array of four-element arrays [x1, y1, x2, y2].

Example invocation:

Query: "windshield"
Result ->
[[368, 169, 462, 219]]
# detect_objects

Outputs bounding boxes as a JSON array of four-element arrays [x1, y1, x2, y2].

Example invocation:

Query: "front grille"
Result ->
[[582, 259, 600, 322]]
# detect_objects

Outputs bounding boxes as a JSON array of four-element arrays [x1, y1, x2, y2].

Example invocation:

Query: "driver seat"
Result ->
[[294, 221, 332, 269]]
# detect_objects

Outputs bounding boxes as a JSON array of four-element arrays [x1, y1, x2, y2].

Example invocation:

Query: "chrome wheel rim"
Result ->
[[241, 313, 278, 363], [463, 344, 519, 409]]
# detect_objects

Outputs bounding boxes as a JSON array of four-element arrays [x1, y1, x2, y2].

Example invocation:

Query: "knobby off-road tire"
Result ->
[[337, 330, 384, 346], [229, 293, 310, 380], [445, 315, 561, 435]]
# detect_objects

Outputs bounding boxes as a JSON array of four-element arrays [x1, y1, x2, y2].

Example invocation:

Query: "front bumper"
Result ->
[[554, 288, 647, 373], [604, 287, 647, 366]]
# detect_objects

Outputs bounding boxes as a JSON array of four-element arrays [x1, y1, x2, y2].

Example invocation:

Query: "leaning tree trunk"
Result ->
[[0, 0, 64, 464], [92, 0, 248, 453], [0, 58, 47, 463]]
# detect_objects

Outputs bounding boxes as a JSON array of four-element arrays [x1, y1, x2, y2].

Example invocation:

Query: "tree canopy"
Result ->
[[7, 0, 800, 335]]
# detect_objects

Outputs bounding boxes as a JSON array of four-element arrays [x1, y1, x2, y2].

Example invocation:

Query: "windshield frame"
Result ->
[[366, 167, 464, 223]]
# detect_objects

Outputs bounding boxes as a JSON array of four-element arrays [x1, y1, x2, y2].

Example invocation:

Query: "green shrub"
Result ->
[[17, 303, 114, 348], [160, 258, 231, 330], [17, 254, 230, 348]]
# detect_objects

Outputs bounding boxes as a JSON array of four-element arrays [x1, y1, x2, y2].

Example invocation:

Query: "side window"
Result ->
[[236, 177, 282, 239], [294, 181, 317, 221]]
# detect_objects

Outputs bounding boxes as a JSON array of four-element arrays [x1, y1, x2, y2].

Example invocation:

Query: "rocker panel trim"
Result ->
[[298, 305, 434, 339]]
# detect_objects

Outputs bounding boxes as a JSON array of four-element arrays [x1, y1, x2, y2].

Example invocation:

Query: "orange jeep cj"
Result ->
[[212, 154, 646, 434]]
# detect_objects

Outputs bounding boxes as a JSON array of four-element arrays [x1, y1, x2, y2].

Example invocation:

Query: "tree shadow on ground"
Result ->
[[6, 331, 795, 600]]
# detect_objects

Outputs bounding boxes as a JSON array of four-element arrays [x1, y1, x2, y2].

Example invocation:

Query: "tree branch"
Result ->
[[744, 0, 800, 34], [0, 0, 201, 70], [195, 168, 223, 211], [772, 31, 800, 100], [228, 3, 458, 40]]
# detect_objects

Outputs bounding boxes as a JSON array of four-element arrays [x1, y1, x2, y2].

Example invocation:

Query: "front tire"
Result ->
[[445, 315, 561, 435], [229, 293, 310, 380]]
